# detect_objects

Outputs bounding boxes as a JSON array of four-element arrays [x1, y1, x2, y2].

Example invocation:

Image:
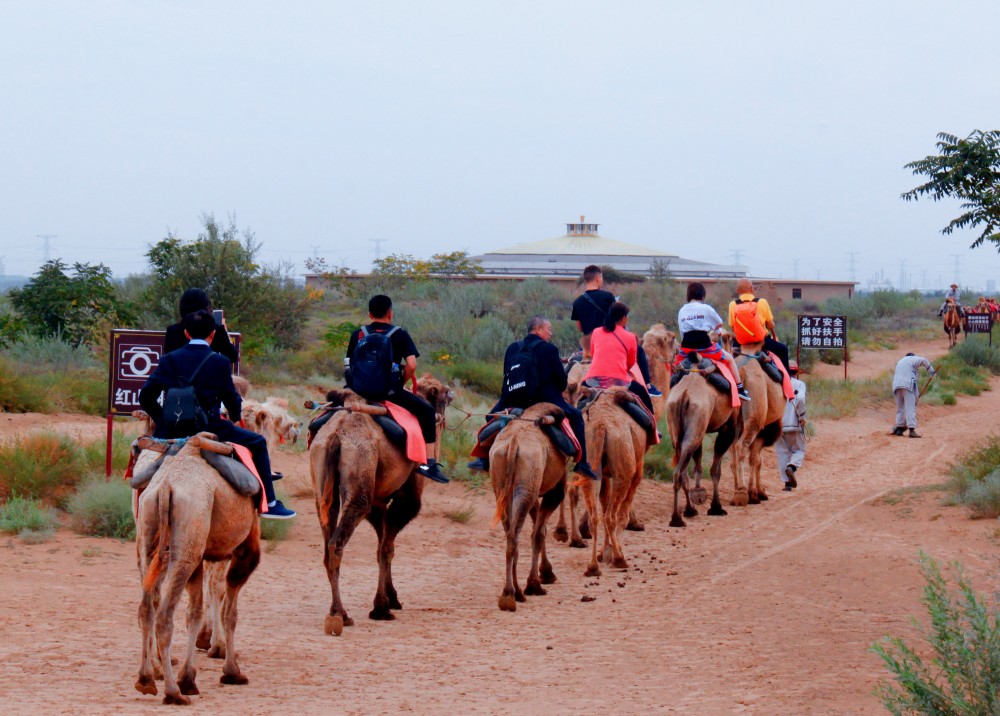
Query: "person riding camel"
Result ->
[[676, 282, 751, 401], [344, 294, 449, 484], [938, 283, 964, 317], [727, 278, 790, 371], [139, 309, 296, 519], [570, 264, 662, 397], [467, 316, 598, 479], [163, 287, 238, 363], [584, 301, 656, 415]]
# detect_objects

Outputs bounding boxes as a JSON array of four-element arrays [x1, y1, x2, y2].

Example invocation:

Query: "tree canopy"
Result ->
[[902, 130, 1000, 249]]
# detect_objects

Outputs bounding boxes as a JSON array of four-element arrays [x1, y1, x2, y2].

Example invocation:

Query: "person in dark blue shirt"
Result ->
[[139, 310, 295, 519], [468, 316, 597, 479]]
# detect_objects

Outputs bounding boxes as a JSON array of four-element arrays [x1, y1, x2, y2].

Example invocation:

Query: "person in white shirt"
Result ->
[[777, 362, 807, 491], [892, 353, 936, 438], [676, 282, 751, 401]]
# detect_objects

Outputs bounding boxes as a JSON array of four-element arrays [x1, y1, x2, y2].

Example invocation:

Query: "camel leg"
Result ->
[[610, 467, 642, 570], [553, 500, 569, 543], [600, 478, 615, 565], [569, 484, 588, 547], [136, 590, 158, 696], [156, 559, 197, 705], [527, 480, 564, 595], [371, 476, 422, 620], [324, 496, 367, 633], [748, 438, 764, 505], [177, 563, 204, 697], [202, 561, 227, 658], [499, 486, 533, 611], [579, 477, 601, 577], [731, 439, 749, 506], [708, 425, 734, 516], [220, 524, 260, 686]]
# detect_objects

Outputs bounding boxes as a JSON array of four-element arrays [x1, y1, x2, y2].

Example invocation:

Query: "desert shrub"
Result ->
[[960, 472, 1000, 519], [0, 356, 45, 412], [68, 479, 135, 540], [807, 374, 892, 420], [0, 432, 86, 501], [872, 553, 1000, 715], [0, 495, 59, 536], [466, 316, 515, 362], [1, 334, 99, 372], [259, 514, 293, 547], [947, 436, 1000, 517], [77, 430, 136, 476], [440, 360, 502, 396], [952, 339, 1000, 375]]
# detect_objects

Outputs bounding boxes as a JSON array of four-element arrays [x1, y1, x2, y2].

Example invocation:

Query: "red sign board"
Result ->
[[107, 329, 241, 416]]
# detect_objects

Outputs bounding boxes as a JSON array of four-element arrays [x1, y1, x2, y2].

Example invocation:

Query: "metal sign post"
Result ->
[[105, 329, 241, 478], [797, 315, 848, 380]]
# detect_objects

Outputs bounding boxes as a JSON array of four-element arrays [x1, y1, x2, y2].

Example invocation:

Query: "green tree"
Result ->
[[428, 251, 483, 278], [143, 214, 315, 353], [902, 130, 1000, 248], [9, 260, 129, 346]]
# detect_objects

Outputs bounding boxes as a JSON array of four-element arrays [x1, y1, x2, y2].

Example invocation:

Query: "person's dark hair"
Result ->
[[905, 352, 915, 357], [583, 265, 603, 283], [603, 301, 629, 332], [183, 309, 216, 340], [686, 282, 706, 302], [527, 316, 548, 333], [369, 294, 392, 319], [178, 288, 212, 318]]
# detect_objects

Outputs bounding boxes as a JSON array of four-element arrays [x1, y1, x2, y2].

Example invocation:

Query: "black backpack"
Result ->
[[161, 352, 214, 438], [350, 325, 401, 401], [502, 341, 539, 408]]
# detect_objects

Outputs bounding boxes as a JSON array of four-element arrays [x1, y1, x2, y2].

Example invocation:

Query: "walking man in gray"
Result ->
[[777, 361, 807, 490], [892, 352, 936, 438]]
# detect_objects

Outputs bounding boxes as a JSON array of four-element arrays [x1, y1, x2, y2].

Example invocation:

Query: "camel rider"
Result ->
[[163, 287, 238, 363], [467, 317, 598, 479], [938, 283, 963, 316], [345, 294, 449, 484], [727, 278, 790, 372], [585, 301, 656, 415], [570, 264, 662, 397], [676, 282, 751, 401], [139, 310, 296, 519], [891, 352, 935, 438]]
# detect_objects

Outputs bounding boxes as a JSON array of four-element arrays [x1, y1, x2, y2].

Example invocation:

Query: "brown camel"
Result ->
[[665, 367, 742, 527], [491, 403, 569, 612], [310, 377, 453, 636], [134, 434, 260, 705], [577, 387, 648, 576], [943, 298, 962, 348], [640, 323, 676, 424], [734, 345, 786, 505]]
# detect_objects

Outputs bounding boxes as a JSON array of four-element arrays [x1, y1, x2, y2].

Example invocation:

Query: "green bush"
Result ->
[[947, 436, 1000, 518], [466, 316, 515, 361], [68, 479, 136, 540], [872, 553, 1000, 714], [961, 472, 1000, 519], [0, 495, 59, 536], [441, 360, 503, 396], [0, 432, 86, 501], [953, 339, 1000, 375], [0, 356, 46, 412]]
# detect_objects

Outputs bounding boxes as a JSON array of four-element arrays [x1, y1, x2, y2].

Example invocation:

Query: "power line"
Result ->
[[370, 238, 388, 260], [846, 252, 860, 283], [36, 234, 57, 263], [728, 249, 744, 266]]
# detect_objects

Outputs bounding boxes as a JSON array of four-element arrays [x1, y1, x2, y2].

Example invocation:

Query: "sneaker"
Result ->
[[647, 384, 663, 397], [418, 461, 450, 484], [467, 457, 490, 473], [573, 461, 599, 480], [262, 500, 296, 520], [738, 388, 752, 401], [784, 464, 798, 488], [891, 427, 905, 436]]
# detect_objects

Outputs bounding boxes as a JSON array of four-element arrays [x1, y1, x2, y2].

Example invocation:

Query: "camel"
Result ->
[[640, 323, 676, 424], [665, 366, 742, 527], [310, 376, 453, 636], [576, 387, 649, 576], [943, 298, 962, 348], [491, 403, 570, 612], [241, 397, 300, 451], [734, 344, 786, 505], [134, 434, 260, 705]]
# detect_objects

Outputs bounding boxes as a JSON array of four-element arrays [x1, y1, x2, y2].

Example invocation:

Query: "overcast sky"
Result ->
[[3, 1, 1000, 291]]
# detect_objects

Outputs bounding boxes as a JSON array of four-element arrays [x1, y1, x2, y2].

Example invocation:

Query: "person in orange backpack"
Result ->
[[727, 278, 790, 371]]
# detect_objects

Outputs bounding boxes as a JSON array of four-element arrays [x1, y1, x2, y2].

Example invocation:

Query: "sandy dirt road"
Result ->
[[1, 340, 997, 715]]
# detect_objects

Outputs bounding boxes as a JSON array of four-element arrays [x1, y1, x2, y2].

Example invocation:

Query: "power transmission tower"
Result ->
[[846, 252, 860, 282], [36, 234, 57, 263], [950, 253, 962, 285], [370, 238, 388, 260], [729, 249, 744, 266], [310, 244, 320, 259], [898, 260, 906, 291]]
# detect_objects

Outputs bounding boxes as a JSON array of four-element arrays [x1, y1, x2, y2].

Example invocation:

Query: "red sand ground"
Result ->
[[1, 340, 997, 715]]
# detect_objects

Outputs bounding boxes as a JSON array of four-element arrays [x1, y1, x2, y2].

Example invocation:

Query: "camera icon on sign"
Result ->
[[120, 346, 161, 379]]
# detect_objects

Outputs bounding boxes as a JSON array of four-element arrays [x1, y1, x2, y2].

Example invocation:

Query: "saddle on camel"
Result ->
[[308, 377, 453, 635]]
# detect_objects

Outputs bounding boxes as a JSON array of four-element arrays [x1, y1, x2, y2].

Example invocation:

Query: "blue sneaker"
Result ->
[[262, 500, 296, 520], [647, 384, 663, 397]]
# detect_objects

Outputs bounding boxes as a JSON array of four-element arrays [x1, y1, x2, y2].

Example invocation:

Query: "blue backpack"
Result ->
[[350, 325, 401, 401]]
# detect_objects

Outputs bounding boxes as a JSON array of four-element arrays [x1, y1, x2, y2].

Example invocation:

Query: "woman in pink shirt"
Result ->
[[585, 302, 654, 413]]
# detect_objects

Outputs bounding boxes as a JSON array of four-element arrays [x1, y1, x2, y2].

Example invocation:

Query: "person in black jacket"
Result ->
[[468, 316, 598, 479], [163, 288, 238, 364], [139, 310, 295, 519]]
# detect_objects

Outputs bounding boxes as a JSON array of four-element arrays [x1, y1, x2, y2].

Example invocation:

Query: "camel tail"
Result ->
[[142, 484, 172, 593], [491, 444, 519, 527], [668, 394, 688, 468], [317, 432, 342, 532]]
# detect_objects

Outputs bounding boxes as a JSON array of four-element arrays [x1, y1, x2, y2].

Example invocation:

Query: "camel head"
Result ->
[[641, 323, 677, 363], [242, 398, 301, 447], [415, 373, 455, 419], [233, 375, 251, 398]]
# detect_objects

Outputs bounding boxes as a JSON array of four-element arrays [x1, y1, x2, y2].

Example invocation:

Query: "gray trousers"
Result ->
[[894, 388, 918, 429], [776, 430, 806, 482]]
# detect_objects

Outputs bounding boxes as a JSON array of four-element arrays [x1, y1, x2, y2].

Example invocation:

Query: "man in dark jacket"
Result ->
[[468, 316, 598, 479], [139, 310, 295, 519], [163, 288, 239, 363]]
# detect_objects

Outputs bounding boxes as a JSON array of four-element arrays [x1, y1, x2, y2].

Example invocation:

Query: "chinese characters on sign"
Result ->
[[965, 313, 992, 334], [797, 315, 847, 349], [107, 329, 241, 416]]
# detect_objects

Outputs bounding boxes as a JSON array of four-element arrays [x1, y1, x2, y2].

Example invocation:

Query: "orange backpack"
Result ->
[[732, 298, 768, 344]]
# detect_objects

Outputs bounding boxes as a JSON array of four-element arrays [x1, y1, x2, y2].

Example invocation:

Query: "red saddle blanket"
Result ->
[[472, 416, 582, 461], [384, 401, 428, 464], [766, 352, 796, 400], [230, 444, 269, 514]]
